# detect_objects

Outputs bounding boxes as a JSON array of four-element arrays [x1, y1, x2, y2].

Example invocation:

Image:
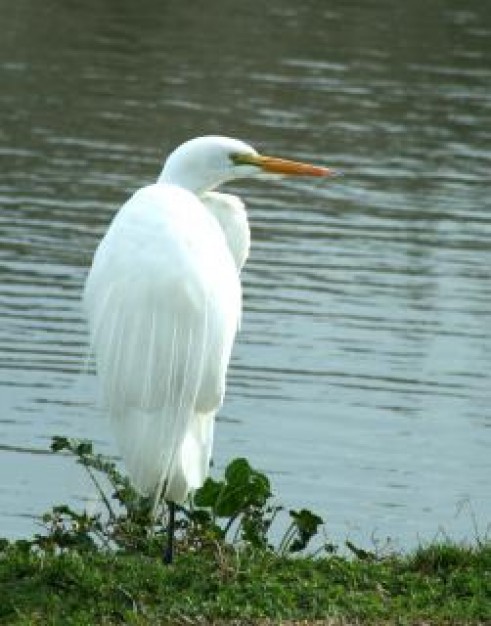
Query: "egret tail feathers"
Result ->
[[112, 407, 215, 505]]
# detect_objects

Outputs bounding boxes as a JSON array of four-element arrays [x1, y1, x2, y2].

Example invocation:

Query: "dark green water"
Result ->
[[1, 0, 490, 548]]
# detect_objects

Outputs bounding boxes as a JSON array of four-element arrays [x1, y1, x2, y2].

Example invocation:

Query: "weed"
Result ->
[[35, 437, 324, 559]]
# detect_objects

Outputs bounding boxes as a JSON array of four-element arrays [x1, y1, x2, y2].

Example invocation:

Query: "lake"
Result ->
[[1, 0, 490, 549]]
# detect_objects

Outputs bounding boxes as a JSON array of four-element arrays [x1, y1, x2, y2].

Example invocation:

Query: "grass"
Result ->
[[0, 439, 489, 625], [1, 540, 490, 624]]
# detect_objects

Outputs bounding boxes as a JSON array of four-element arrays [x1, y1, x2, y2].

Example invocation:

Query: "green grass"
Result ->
[[1, 540, 490, 625]]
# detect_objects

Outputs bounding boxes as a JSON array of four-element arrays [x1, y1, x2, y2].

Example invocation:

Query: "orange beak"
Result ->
[[233, 152, 337, 177]]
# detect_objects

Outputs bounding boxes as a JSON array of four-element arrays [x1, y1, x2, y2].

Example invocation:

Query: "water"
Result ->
[[1, 0, 490, 549]]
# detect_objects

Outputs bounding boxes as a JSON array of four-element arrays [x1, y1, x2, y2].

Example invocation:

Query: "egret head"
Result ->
[[158, 135, 335, 195]]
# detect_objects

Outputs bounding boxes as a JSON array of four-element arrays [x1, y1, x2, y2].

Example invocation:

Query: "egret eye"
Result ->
[[230, 152, 256, 167]]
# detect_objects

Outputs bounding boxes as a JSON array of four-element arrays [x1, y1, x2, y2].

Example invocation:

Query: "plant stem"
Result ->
[[81, 460, 116, 521]]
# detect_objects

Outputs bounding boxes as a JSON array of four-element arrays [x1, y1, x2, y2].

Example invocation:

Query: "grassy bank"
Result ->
[[1, 439, 489, 625], [1, 540, 490, 625]]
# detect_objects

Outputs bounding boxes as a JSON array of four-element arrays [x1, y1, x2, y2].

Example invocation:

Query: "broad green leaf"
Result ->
[[290, 508, 323, 533], [193, 477, 223, 508], [224, 458, 251, 485]]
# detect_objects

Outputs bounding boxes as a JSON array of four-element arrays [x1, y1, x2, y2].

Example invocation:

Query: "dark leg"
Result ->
[[163, 501, 176, 564]]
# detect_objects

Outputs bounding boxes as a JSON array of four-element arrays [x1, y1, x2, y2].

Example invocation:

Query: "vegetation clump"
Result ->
[[0, 437, 489, 625]]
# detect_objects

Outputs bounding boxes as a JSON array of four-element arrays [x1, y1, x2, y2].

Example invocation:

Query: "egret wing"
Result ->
[[83, 184, 241, 501]]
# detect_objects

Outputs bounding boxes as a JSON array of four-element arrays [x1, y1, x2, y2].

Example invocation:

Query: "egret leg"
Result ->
[[163, 501, 176, 564]]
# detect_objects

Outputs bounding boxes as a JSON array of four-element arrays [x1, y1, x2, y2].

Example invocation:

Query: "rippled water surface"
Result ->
[[1, 0, 490, 548]]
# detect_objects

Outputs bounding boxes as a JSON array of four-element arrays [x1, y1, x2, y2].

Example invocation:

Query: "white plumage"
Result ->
[[83, 135, 332, 506]]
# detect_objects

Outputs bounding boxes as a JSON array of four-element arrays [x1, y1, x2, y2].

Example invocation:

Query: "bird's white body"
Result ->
[[84, 182, 248, 503], [84, 135, 331, 507]]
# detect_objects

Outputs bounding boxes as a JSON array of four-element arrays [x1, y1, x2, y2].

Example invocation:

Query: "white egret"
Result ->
[[83, 135, 334, 561]]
